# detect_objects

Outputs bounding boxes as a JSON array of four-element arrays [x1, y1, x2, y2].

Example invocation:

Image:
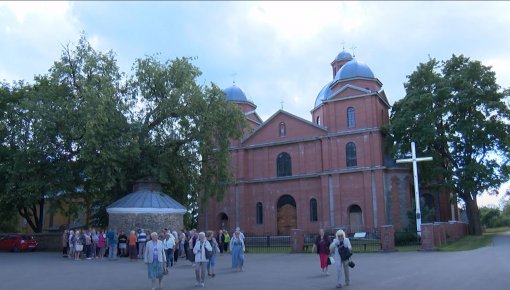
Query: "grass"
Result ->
[[437, 226, 510, 251]]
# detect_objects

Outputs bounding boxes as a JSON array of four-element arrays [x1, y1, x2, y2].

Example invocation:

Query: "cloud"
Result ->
[[0, 1, 81, 82]]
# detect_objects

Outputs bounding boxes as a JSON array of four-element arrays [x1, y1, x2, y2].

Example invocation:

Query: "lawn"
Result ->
[[437, 227, 510, 251]]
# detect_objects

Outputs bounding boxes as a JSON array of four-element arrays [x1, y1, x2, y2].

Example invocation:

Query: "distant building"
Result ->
[[199, 49, 457, 236]]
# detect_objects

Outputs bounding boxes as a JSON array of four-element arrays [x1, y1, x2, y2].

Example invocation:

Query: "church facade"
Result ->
[[199, 49, 454, 236]]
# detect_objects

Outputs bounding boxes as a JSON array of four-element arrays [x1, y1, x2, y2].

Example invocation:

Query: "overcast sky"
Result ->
[[1, 1, 509, 207]]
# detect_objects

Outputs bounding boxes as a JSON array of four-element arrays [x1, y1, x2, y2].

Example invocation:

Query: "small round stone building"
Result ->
[[106, 178, 186, 233]]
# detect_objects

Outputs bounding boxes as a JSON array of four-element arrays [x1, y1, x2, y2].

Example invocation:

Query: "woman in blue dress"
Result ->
[[229, 230, 245, 272], [144, 232, 167, 290]]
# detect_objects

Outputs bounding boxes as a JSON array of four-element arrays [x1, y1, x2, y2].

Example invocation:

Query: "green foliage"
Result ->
[[479, 200, 510, 228], [385, 54, 510, 235], [0, 34, 247, 232], [406, 197, 437, 232], [394, 231, 420, 246]]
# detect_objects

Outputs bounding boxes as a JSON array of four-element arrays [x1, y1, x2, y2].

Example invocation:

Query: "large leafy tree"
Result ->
[[0, 35, 134, 232], [385, 54, 510, 235], [48, 35, 136, 227], [128, 56, 247, 226], [0, 35, 247, 232]]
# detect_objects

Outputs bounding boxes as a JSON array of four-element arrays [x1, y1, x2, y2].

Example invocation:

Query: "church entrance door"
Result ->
[[348, 205, 363, 233], [277, 195, 297, 235], [217, 212, 229, 230]]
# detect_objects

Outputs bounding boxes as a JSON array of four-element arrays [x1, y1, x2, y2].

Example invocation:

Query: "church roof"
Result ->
[[314, 80, 334, 107], [107, 181, 186, 214], [335, 50, 353, 61], [224, 84, 248, 102], [334, 59, 375, 80]]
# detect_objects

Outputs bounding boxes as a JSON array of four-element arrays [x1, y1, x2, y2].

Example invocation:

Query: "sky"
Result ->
[[1, 1, 509, 208]]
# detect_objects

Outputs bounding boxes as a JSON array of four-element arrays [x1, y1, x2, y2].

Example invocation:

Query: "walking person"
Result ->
[[179, 230, 186, 258], [206, 231, 219, 277], [172, 230, 179, 264], [106, 228, 118, 260], [229, 229, 245, 272], [144, 232, 167, 290], [138, 229, 147, 259], [315, 228, 331, 275], [73, 230, 83, 260], [68, 230, 75, 259], [96, 229, 106, 259], [217, 230, 225, 254], [223, 230, 230, 253], [128, 230, 138, 261], [83, 229, 92, 259], [163, 232, 175, 267], [62, 229, 69, 258], [193, 232, 212, 287], [91, 229, 98, 259], [118, 230, 128, 257], [329, 229, 353, 288]]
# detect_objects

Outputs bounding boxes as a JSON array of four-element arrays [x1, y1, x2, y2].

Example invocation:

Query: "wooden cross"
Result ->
[[396, 141, 433, 236]]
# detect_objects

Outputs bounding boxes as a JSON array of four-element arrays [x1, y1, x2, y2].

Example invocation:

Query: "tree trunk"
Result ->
[[464, 196, 482, 235]]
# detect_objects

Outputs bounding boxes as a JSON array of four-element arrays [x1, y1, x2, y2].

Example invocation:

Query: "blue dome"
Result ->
[[314, 80, 334, 107], [335, 50, 353, 61], [223, 85, 248, 102], [334, 59, 375, 80]]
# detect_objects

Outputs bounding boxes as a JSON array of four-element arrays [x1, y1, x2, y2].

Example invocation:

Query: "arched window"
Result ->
[[256, 202, 263, 224], [346, 142, 357, 167], [309, 198, 318, 222], [279, 122, 286, 137], [277, 152, 292, 176], [347, 107, 356, 128], [316, 116, 321, 125]]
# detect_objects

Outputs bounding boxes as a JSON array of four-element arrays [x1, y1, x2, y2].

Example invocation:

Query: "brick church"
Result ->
[[199, 49, 455, 236]]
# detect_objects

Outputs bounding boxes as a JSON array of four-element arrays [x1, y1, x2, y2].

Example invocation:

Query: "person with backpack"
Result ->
[[193, 232, 212, 287], [329, 229, 352, 288]]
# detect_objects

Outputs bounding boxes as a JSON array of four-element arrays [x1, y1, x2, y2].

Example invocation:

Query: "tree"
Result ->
[[385, 54, 510, 235], [48, 34, 136, 227], [0, 34, 134, 232], [128, 55, 247, 223]]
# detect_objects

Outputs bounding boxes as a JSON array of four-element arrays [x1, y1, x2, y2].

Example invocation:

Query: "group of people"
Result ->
[[62, 226, 353, 288], [142, 227, 246, 289], [62, 226, 247, 289], [314, 228, 353, 288]]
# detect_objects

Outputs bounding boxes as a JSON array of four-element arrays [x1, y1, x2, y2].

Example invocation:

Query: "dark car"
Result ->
[[0, 233, 38, 252]]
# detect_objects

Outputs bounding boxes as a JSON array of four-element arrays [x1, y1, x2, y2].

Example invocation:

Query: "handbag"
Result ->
[[339, 245, 352, 261], [348, 260, 355, 268], [75, 244, 83, 251], [205, 248, 213, 259], [327, 256, 335, 265]]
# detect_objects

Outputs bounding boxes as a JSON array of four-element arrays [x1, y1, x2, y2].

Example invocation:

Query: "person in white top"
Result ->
[[163, 232, 175, 267], [329, 229, 353, 288], [193, 232, 212, 287]]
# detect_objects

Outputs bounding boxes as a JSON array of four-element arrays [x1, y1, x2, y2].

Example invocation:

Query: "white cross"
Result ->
[[396, 141, 433, 236]]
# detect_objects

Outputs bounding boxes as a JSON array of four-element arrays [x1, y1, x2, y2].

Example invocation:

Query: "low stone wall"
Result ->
[[421, 221, 468, 250]]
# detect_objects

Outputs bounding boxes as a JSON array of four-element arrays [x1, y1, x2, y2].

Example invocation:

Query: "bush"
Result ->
[[395, 231, 420, 246]]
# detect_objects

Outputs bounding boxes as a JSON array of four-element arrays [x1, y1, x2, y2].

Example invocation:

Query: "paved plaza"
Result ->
[[1, 232, 509, 290]]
